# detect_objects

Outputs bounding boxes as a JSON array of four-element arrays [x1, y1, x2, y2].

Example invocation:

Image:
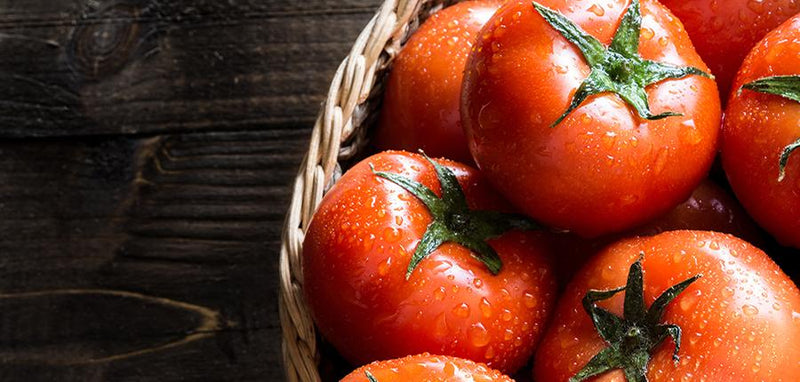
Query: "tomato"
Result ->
[[340, 353, 514, 382], [659, 0, 800, 100], [372, 1, 502, 164], [721, 14, 800, 249], [631, 179, 764, 245], [303, 151, 557, 373], [547, 178, 765, 286], [462, 0, 721, 237], [534, 230, 800, 381]]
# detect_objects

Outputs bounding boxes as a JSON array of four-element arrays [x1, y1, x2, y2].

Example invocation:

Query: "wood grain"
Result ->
[[0, 0, 382, 137], [0, 0, 383, 379]]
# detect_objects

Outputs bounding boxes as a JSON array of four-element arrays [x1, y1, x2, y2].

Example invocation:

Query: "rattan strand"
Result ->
[[278, 1, 460, 380]]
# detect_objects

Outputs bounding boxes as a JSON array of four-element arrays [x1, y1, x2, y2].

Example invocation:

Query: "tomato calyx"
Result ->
[[365, 371, 378, 382], [532, 0, 711, 127], [570, 255, 701, 382], [741, 75, 800, 181], [371, 154, 541, 279]]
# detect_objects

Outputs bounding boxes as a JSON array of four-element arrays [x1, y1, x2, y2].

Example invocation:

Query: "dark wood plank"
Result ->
[[0, 0, 382, 137], [0, 128, 307, 380]]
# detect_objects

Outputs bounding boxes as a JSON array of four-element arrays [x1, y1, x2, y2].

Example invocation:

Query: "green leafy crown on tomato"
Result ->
[[532, 0, 712, 127], [570, 255, 701, 382], [741, 75, 800, 181], [370, 153, 541, 279]]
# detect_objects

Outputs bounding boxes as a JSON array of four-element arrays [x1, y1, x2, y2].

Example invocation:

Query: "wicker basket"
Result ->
[[279, 1, 461, 380]]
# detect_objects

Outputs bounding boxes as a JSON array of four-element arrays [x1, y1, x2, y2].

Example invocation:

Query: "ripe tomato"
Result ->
[[721, 14, 800, 249], [631, 179, 764, 245], [534, 230, 800, 381], [372, 1, 502, 164], [660, 0, 800, 100], [547, 178, 764, 286], [462, 0, 720, 237], [340, 353, 514, 382], [303, 151, 557, 373]]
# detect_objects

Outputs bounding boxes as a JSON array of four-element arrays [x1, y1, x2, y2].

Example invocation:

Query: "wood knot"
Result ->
[[68, 2, 153, 80]]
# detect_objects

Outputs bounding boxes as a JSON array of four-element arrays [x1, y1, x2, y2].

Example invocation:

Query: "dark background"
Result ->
[[0, 0, 381, 380]]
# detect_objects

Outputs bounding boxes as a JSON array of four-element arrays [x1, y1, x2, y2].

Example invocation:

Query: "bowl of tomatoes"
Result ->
[[280, 0, 800, 381]]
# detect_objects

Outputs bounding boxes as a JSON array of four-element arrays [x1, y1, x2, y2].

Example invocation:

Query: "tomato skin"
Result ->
[[340, 353, 514, 382], [721, 14, 800, 249], [660, 0, 800, 100], [534, 231, 800, 381], [462, 0, 721, 238], [303, 151, 557, 373], [547, 179, 764, 286], [372, 1, 502, 164]]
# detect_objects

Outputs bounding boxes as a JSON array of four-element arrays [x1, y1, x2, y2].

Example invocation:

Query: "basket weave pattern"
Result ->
[[279, 1, 460, 380]]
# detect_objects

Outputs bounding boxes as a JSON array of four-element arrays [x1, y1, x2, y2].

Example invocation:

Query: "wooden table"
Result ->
[[0, 0, 381, 380]]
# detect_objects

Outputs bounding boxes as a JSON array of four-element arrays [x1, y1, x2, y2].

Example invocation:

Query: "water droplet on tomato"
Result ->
[[743, 304, 759, 316], [469, 323, 490, 347], [383, 227, 401, 242], [480, 297, 493, 318], [747, 0, 765, 13], [484, 345, 495, 359], [453, 303, 470, 318], [434, 286, 446, 301], [523, 292, 537, 308], [641, 27, 654, 40], [587, 4, 605, 16]]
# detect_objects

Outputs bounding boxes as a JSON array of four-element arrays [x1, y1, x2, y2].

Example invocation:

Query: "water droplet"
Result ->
[[383, 227, 401, 242], [473, 278, 484, 289], [469, 323, 490, 347], [434, 313, 449, 338], [395, 215, 404, 226], [480, 297, 493, 318], [523, 292, 538, 308], [773, 302, 781, 311], [743, 304, 759, 316], [588, 4, 605, 16], [554, 64, 568, 74], [747, 0, 765, 13], [378, 257, 392, 276], [453, 303, 470, 318], [679, 120, 702, 146], [641, 27, 654, 40], [708, 240, 720, 250], [434, 286, 446, 301], [501, 309, 512, 322], [484, 345, 495, 359], [658, 36, 669, 47], [443, 361, 456, 377]]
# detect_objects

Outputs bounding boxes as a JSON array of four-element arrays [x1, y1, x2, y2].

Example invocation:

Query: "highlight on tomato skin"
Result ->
[[721, 13, 800, 249], [461, 0, 721, 238], [533, 230, 800, 382], [659, 0, 800, 101], [303, 151, 558, 374], [340, 353, 515, 382], [372, 0, 504, 164]]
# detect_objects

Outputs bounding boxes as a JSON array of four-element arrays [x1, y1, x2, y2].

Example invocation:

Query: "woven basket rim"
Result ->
[[278, 1, 460, 381]]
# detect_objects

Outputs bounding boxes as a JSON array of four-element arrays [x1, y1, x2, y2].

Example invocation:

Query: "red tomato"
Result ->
[[660, 0, 800, 100], [534, 231, 800, 381], [372, 1, 502, 164], [462, 0, 721, 237], [631, 179, 764, 245], [340, 353, 514, 382], [721, 14, 800, 248], [303, 151, 557, 373], [547, 178, 764, 286]]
